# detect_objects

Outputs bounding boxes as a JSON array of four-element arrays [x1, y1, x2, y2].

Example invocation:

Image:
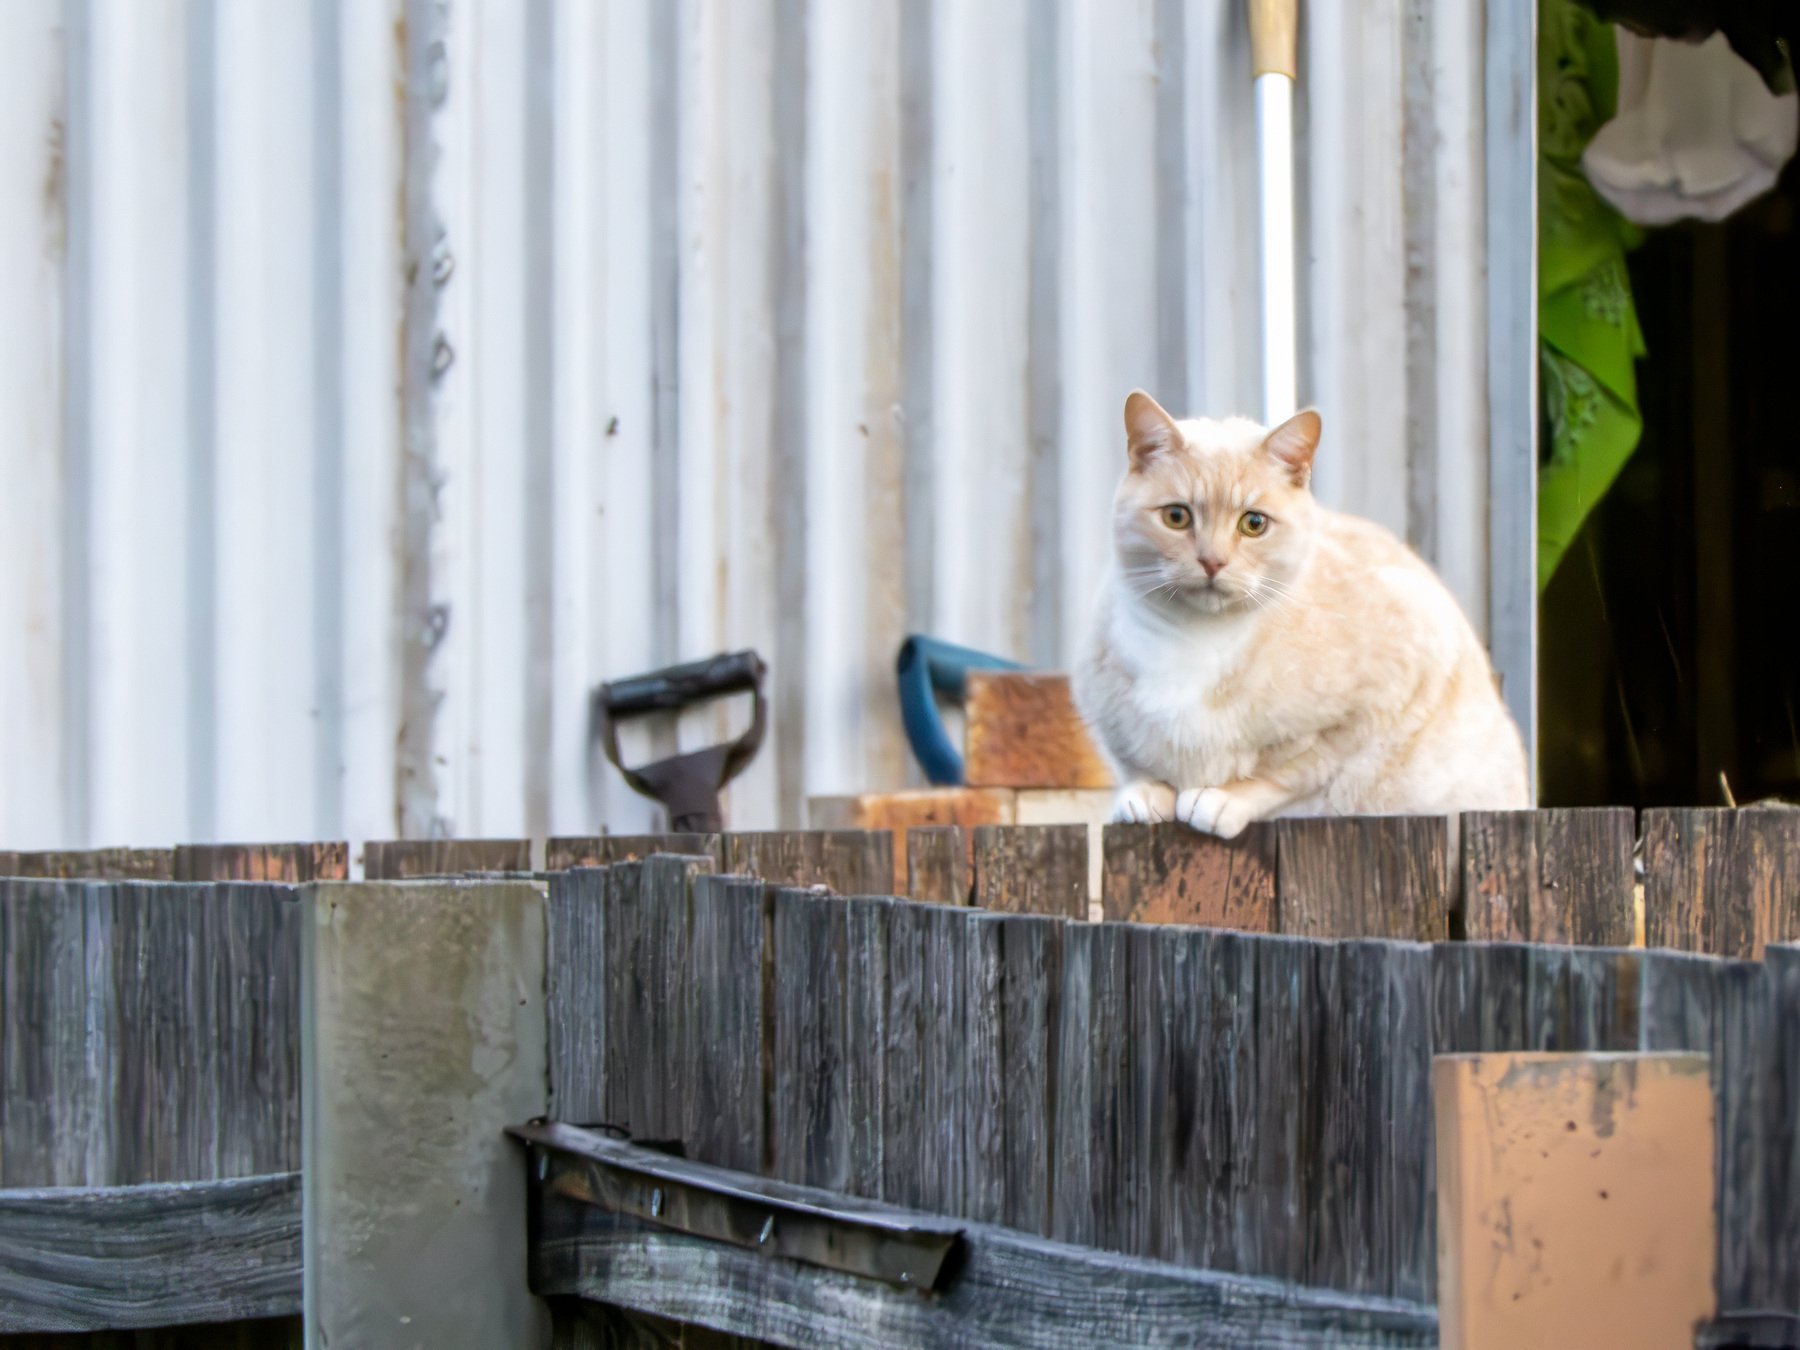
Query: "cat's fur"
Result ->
[[1074, 391, 1528, 837]]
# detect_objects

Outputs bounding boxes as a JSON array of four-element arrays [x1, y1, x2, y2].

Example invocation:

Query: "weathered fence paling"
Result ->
[[0, 878, 303, 1335], [549, 857, 1800, 1315]]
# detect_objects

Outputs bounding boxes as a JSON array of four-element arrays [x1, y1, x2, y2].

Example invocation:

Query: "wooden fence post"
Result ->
[[971, 825, 1086, 919], [1100, 821, 1276, 929]]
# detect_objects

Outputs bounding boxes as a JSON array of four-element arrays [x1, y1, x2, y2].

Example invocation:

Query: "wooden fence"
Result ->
[[2, 806, 1799, 1342], [0, 878, 302, 1336], [546, 854, 1800, 1317]]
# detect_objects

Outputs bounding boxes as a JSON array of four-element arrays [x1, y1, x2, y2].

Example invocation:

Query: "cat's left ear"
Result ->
[[1124, 390, 1182, 469], [1262, 410, 1322, 487]]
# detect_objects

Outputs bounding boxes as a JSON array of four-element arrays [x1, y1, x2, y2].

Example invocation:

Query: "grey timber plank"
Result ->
[[1430, 942, 1529, 1054], [722, 831, 893, 897], [918, 902, 969, 1217], [1127, 923, 1172, 1262], [1715, 958, 1775, 1313], [844, 896, 891, 1199], [1276, 817, 1447, 941], [1101, 822, 1277, 930], [635, 857, 705, 1147], [880, 900, 926, 1210], [1383, 942, 1435, 1305], [1049, 922, 1095, 1248], [971, 826, 1086, 919], [531, 1195, 1438, 1349], [1252, 935, 1315, 1285], [905, 826, 969, 905], [1766, 945, 1800, 1313], [1159, 926, 1220, 1270], [1460, 808, 1634, 944], [963, 912, 1006, 1226], [548, 867, 609, 1128], [1522, 945, 1637, 1052], [602, 863, 644, 1131], [771, 890, 848, 1191], [996, 913, 1060, 1238], [688, 875, 769, 1175], [0, 1172, 302, 1332]]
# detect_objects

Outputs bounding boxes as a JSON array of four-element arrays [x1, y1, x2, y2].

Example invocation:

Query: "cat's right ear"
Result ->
[[1124, 390, 1182, 469]]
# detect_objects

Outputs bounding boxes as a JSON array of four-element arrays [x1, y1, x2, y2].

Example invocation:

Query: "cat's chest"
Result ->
[[1115, 611, 1257, 733]]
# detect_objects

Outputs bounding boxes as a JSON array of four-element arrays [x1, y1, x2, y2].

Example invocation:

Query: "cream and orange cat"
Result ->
[[1074, 391, 1527, 837]]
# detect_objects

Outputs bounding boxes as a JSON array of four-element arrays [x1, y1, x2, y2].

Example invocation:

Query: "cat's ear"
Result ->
[[1261, 409, 1322, 486], [1124, 390, 1182, 468]]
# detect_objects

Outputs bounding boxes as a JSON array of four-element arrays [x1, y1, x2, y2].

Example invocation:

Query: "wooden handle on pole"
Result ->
[[1248, 0, 1298, 79]]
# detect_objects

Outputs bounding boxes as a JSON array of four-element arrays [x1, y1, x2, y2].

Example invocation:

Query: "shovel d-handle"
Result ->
[[593, 651, 768, 832]]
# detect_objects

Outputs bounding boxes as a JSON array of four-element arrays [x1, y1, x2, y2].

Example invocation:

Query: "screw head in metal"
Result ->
[[758, 1215, 775, 1246], [650, 1188, 663, 1218]]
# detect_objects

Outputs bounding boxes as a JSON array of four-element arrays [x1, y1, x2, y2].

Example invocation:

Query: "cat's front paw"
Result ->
[[1176, 787, 1253, 839], [1110, 781, 1177, 824]]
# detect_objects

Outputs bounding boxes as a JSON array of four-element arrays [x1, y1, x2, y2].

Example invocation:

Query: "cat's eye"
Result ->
[[1159, 504, 1193, 530], [1239, 511, 1270, 537]]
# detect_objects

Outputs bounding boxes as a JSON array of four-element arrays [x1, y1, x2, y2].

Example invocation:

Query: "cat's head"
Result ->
[[1111, 390, 1322, 617]]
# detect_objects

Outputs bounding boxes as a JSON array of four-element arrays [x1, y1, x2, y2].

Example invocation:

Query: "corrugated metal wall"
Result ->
[[0, 0, 1508, 850]]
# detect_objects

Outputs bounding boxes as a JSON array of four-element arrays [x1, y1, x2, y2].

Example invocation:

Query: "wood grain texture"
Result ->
[[721, 831, 893, 898], [0, 881, 300, 1189], [843, 897, 890, 1200], [546, 835, 724, 871], [0, 1173, 301, 1333], [1764, 945, 1800, 1315], [361, 838, 531, 878], [1644, 808, 1800, 958], [962, 672, 1112, 790], [1276, 817, 1447, 941], [531, 1190, 1439, 1349], [1100, 822, 1277, 930], [1460, 809, 1634, 945], [963, 672, 1113, 790], [547, 868, 609, 1129], [9, 850, 175, 881], [972, 826, 1086, 919], [687, 875, 770, 1176], [996, 913, 1061, 1238], [171, 844, 348, 883], [809, 789, 1014, 894], [772, 890, 849, 1191], [904, 826, 969, 905]]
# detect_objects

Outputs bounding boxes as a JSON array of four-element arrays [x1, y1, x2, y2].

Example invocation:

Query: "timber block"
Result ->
[[964, 672, 1114, 790], [809, 788, 1014, 894], [1434, 1051, 1714, 1350]]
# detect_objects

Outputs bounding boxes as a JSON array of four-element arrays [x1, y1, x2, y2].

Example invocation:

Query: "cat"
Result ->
[[1073, 390, 1529, 838]]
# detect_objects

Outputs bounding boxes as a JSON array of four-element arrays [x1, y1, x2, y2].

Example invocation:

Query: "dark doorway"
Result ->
[[1539, 158, 1800, 809]]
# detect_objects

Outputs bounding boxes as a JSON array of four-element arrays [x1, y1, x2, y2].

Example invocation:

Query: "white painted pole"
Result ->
[[1249, 0, 1298, 426]]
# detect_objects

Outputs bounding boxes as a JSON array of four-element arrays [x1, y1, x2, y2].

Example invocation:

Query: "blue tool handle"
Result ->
[[895, 636, 1028, 786]]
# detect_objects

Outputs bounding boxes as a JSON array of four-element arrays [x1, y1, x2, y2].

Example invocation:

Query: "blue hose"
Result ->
[[895, 636, 1028, 785]]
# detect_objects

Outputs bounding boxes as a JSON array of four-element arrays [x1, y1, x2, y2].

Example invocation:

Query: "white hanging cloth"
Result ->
[[1582, 30, 1798, 226]]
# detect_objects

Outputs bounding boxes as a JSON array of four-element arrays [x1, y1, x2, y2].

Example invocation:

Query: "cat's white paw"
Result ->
[[1175, 787, 1253, 839], [1110, 781, 1176, 824]]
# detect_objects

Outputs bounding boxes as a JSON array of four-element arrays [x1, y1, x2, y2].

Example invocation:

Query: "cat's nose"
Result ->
[[1199, 556, 1225, 579]]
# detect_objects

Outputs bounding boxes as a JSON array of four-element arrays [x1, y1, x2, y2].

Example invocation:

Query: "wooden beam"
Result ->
[[905, 826, 969, 904], [722, 831, 894, 897], [0, 1173, 301, 1333], [526, 1148, 1437, 1349]]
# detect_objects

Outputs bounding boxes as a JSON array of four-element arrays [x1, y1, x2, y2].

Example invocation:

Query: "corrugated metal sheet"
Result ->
[[0, 0, 1522, 850]]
